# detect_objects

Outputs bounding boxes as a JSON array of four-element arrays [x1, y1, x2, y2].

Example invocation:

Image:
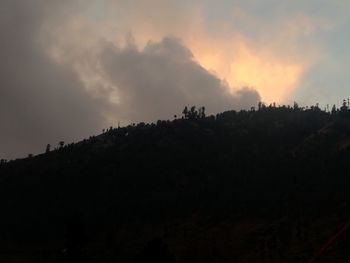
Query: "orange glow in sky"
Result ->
[[186, 38, 305, 104], [51, 1, 313, 105], [131, 31, 306, 104]]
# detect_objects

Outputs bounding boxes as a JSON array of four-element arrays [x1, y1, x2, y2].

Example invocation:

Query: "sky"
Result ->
[[1, 0, 350, 159]]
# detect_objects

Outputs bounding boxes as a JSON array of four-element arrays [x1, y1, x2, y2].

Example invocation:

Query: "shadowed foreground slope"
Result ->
[[1, 104, 350, 262]]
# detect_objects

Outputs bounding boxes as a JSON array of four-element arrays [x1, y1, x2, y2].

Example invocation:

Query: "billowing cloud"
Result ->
[[0, 0, 260, 159], [99, 37, 260, 123], [93, 0, 324, 103], [45, 0, 323, 106]]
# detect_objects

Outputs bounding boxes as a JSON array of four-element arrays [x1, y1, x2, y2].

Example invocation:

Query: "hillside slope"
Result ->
[[1, 105, 350, 262]]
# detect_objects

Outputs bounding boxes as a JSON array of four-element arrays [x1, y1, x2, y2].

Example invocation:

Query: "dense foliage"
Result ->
[[1, 103, 350, 262]]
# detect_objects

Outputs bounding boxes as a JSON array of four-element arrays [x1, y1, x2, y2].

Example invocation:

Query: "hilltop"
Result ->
[[1, 103, 350, 262]]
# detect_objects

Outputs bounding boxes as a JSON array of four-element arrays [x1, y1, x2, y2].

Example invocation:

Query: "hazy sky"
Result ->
[[1, 0, 349, 159]]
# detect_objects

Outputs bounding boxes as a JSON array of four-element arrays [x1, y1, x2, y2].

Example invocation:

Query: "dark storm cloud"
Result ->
[[0, 1, 103, 159], [100, 37, 260, 123]]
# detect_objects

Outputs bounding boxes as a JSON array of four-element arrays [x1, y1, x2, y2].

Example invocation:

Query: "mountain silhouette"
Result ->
[[1, 103, 350, 262]]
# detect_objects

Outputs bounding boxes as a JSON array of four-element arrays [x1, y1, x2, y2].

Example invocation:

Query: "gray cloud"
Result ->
[[0, 1, 103, 159], [100, 37, 260, 123], [0, 1, 260, 159]]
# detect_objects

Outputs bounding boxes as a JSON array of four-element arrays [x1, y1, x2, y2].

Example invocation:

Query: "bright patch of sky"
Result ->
[[34, 0, 350, 108]]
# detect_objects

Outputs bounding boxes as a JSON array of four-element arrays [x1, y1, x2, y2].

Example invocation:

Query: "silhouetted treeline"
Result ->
[[1, 102, 350, 262]]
